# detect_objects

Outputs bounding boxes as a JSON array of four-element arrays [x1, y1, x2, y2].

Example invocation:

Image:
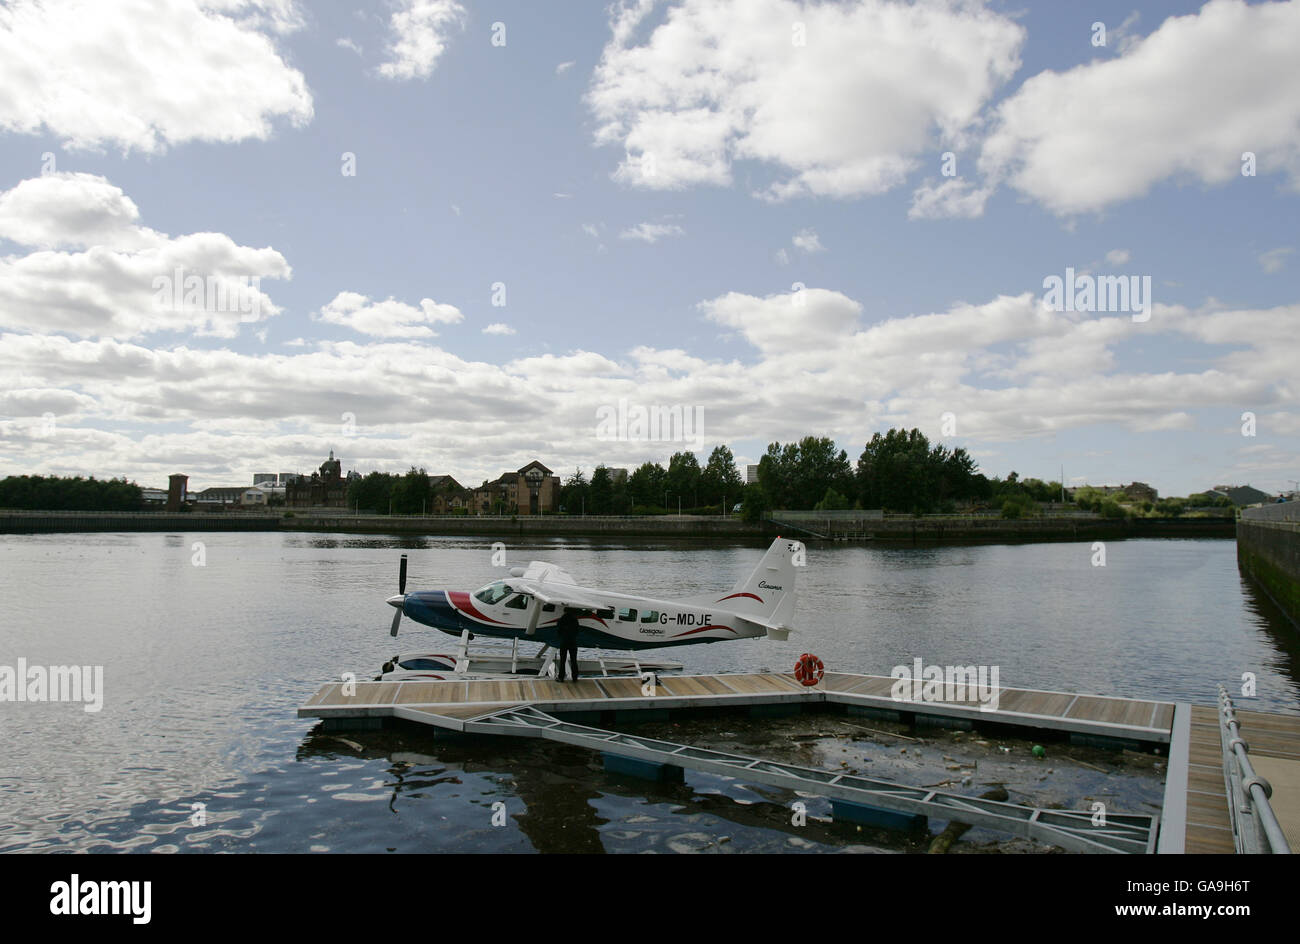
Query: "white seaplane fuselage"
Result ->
[[388, 537, 801, 654]]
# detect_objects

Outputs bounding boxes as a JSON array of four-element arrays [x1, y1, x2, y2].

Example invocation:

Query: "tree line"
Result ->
[[7, 429, 1224, 518], [346, 469, 463, 514], [0, 475, 143, 511], [745, 429, 995, 517], [561, 445, 745, 515]]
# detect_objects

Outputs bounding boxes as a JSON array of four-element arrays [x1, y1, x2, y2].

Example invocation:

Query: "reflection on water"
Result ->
[[0, 532, 1295, 853]]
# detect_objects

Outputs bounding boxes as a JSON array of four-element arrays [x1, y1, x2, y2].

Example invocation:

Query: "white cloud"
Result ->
[[0, 173, 150, 250], [204, 0, 304, 35], [316, 291, 463, 338], [619, 222, 685, 243], [587, 0, 1024, 198], [3, 290, 1296, 492], [378, 0, 466, 80], [1101, 11, 1144, 56], [980, 0, 1300, 215], [556, 60, 575, 75], [908, 178, 992, 220], [337, 37, 362, 55], [482, 323, 516, 336], [0, 0, 312, 153], [1259, 247, 1293, 273], [700, 288, 862, 352], [792, 229, 825, 254], [0, 173, 288, 339], [1106, 249, 1132, 266]]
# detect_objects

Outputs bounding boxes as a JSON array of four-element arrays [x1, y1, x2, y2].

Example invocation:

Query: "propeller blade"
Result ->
[[390, 606, 402, 637], [398, 554, 408, 595]]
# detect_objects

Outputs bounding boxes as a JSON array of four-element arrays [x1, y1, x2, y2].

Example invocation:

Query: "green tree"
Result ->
[[561, 468, 588, 514], [347, 471, 395, 513], [790, 436, 854, 508], [0, 475, 143, 511], [627, 462, 667, 510], [757, 442, 799, 509], [856, 428, 937, 512], [665, 451, 702, 510], [700, 444, 742, 508], [814, 487, 851, 510], [1099, 499, 1127, 519], [389, 467, 431, 514], [589, 465, 613, 514], [740, 482, 768, 522]]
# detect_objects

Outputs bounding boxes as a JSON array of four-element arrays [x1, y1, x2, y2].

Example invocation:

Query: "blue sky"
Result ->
[[0, 0, 1297, 497]]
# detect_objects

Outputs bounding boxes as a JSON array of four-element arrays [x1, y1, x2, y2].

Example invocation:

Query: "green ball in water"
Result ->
[[1031, 745, 1046, 758]]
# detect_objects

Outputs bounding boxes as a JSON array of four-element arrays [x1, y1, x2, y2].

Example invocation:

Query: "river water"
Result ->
[[1, 532, 1295, 853]]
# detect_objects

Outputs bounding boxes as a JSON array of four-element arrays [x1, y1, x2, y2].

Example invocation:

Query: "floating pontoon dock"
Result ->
[[299, 670, 1298, 854]]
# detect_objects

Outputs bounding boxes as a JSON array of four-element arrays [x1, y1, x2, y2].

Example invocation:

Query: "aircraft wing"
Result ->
[[518, 560, 578, 586], [511, 572, 607, 612]]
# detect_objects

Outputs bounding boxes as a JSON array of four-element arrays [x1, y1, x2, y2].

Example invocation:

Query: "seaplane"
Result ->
[[379, 537, 801, 681]]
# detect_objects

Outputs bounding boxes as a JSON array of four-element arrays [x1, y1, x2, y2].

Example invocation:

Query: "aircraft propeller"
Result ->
[[387, 554, 408, 637]]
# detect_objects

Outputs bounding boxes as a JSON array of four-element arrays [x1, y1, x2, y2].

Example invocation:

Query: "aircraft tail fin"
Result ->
[[716, 538, 801, 638]]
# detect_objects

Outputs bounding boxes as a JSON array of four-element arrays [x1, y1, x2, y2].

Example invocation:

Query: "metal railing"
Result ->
[[1217, 684, 1291, 854]]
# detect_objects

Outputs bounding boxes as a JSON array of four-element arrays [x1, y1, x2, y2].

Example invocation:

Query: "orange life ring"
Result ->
[[794, 652, 824, 686]]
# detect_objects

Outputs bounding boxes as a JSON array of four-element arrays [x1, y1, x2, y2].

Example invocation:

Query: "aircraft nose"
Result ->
[[387, 594, 405, 609]]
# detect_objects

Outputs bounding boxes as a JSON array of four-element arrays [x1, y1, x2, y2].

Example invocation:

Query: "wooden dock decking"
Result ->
[[298, 670, 1300, 853], [1179, 704, 1300, 853], [1184, 706, 1235, 853], [301, 671, 1177, 742]]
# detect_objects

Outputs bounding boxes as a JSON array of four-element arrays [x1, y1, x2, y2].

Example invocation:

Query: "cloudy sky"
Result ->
[[0, 0, 1297, 496]]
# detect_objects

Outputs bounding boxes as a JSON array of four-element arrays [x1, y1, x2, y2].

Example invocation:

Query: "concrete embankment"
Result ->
[[1, 509, 1234, 544], [280, 514, 761, 538], [1237, 504, 1300, 627], [848, 515, 1233, 543], [0, 512, 278, 533]]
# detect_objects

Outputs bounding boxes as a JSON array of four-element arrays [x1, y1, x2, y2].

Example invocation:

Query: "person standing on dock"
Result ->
[[556, 608, 581, 682]]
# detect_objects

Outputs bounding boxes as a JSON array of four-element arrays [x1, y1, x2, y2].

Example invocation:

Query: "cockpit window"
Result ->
[[504, 593, 531, 610], [474, 581, 514, 605]]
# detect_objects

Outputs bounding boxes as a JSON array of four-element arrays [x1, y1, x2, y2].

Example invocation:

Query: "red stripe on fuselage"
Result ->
[[671, 624, 737, 638], [446, 591, 510, 625], [717, 592, 763, 603]]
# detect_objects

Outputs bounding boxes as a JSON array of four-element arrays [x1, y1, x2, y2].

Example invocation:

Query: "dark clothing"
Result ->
[[556, 611, 581, 681]]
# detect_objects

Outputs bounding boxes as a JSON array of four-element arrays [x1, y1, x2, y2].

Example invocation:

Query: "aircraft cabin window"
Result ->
[[504, 594, 530, 610], [473, 582, 514, 605], [640, 610, 660, 623], [618, 608, 637, 621]]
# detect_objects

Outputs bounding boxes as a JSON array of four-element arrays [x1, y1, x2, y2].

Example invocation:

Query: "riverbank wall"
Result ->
[[1237, 504, 1300, 628], [1, 509, 1235, 543]]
